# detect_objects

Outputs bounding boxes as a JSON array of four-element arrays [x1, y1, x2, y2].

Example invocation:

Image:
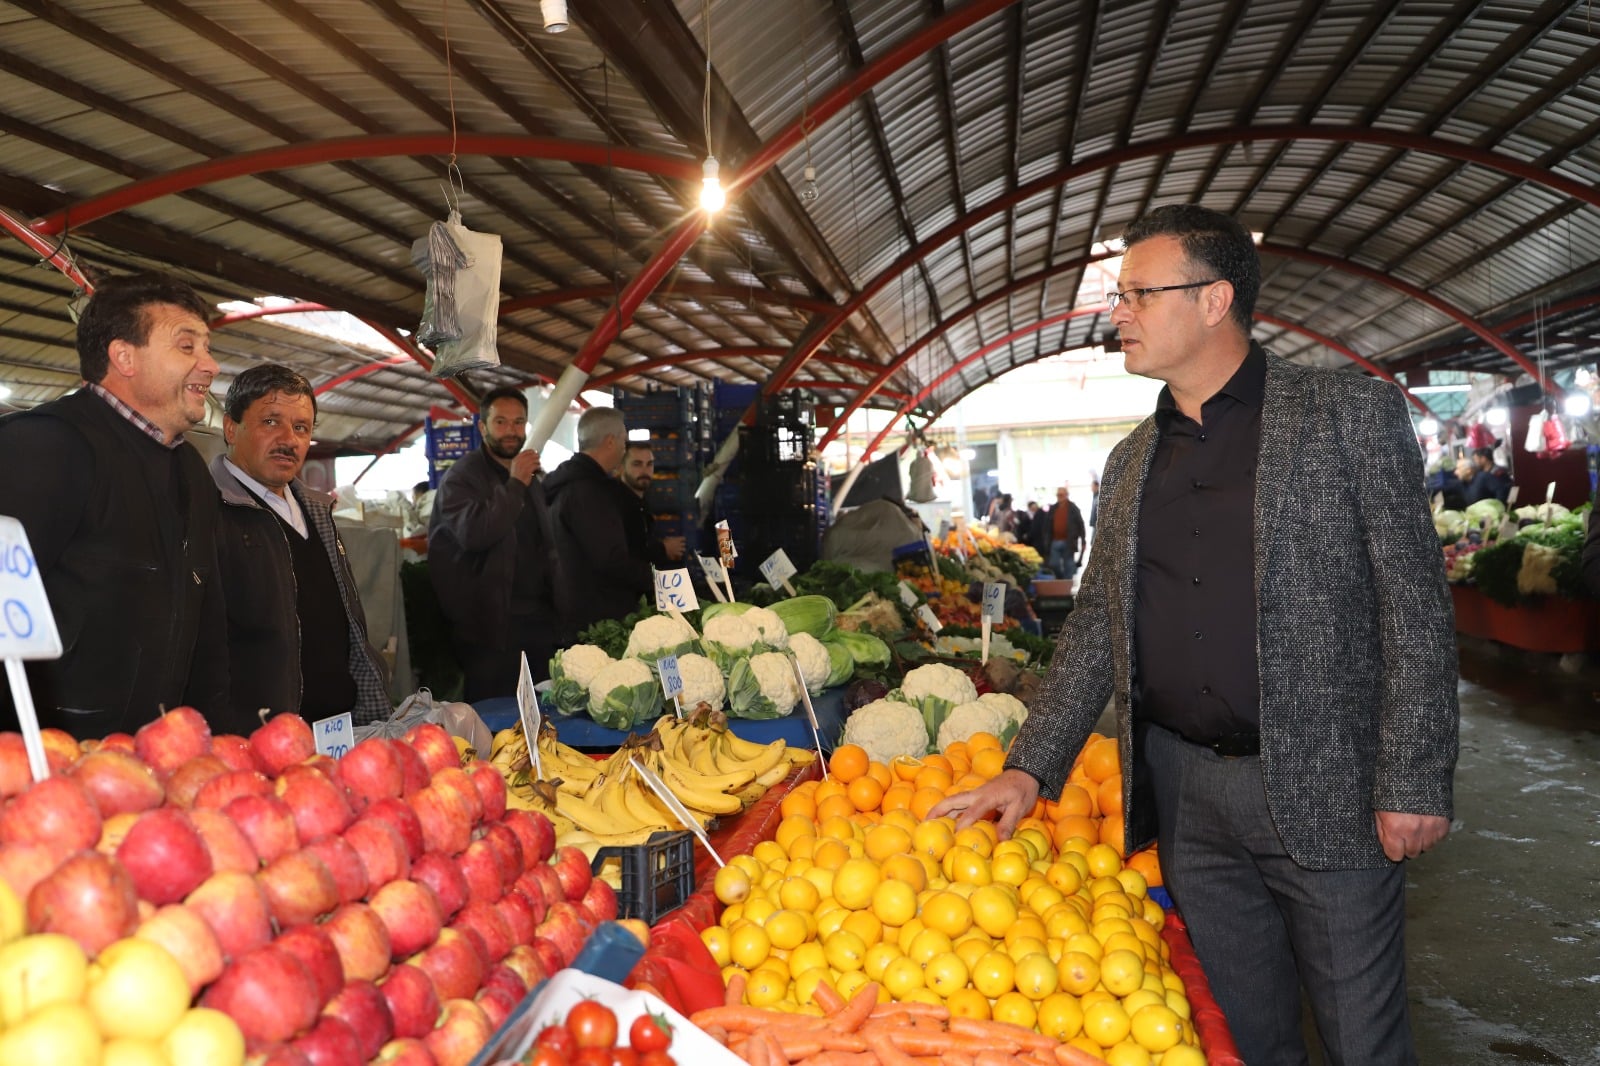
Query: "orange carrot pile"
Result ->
[[689, 981, 1111, 1066]]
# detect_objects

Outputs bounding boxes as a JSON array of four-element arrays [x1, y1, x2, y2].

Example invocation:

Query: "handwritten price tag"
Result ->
[[897, 580, 919, 607], [658, 654, 684, 701], [312, 713, 354, 759], [653, 567, 699, 613], [698, 554, 728, 584], [759, 549, 798, 592], [516, 652, 543, 779], [0, 517, 62, 660], [917, 604, 943, 633], [982, 582, 1005, 623]]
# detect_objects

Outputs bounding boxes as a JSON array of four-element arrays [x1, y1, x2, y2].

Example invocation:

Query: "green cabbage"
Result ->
[[827, 630, 891, 667], [699, 601, 755, 626], [1463, 498, 1506, 527], [769, 595, 837, 639], [823, 640, 855, 688]]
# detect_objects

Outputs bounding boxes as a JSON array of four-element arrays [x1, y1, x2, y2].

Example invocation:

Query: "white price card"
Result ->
[[628, 755, 724, 867], [981, 582, 1006, 623], [917, 603, 943, 633], [657, 653, 685, 719], [760, 548, 798, 593], [0, 517, 62, 661], [516, 652, 543, 779], [696, 555, 728, 603], [897, 580, 919, 607], [653, 567, 699, 613], [312, 713, 354, 759]]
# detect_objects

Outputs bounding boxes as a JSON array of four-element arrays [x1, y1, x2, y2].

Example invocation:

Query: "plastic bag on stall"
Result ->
[[1524, 410, 1547, 454], [354, 687, 493, 758], [410, 211, 502, 379]]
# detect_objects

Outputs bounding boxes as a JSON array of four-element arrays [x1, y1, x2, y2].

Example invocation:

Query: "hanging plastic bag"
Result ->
[[1538, 411, 1570, 458], [411, 210, 502, 378], [354, 687, 493, 756], [1523, 410, 1546, 454]]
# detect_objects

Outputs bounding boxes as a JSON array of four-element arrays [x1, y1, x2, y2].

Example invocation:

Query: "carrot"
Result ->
[[975, 1051, 1026, 1066], [1022, 1053, 1060, 1066], [725, 971, 748, 1007], [827, 981, 881, 1033], [1053, 1044, 1110, 1066], [863, 1029, 921, 1066], [804, 1054, 880, 1066], [703, 1023, 731, 1046], [781, 1030, 870, 1053], [759, 1031, 788, 1066], [870, 1001, 949, 1020], [943, 1054, 975, 1066], [862, 1014, 912, 1031], [885, 1030, 1002, 1057], [744, 1029, 770, 1066], [813, 979, 847, 1014], [691, 1007, 825, 1033], [948, 1017, 1056, 1051]]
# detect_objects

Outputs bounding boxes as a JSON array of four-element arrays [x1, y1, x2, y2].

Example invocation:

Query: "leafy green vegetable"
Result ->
[[748, 560, 918, 628], [827, 630, 892, 667], [938, 624, 1056, 667], [574, 617, 631, 659], [769, 595, 838, 638], [823, 641, 854, 688]]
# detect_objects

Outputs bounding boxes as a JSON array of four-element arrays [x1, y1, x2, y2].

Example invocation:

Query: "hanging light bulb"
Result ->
[[540, 0, 568, 32], [1565, 393, 1592, 418], [699, 156, 726, 213], [800, 164, 819, 203], [1485, 407, 1509, 427], [1417, 417, 1439, 437]]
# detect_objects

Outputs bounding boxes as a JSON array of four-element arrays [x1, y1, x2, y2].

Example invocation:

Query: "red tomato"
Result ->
[[629, 1013, 672, 1054], [525, 1047, 567, 1066], [610, 1049, 638, 1066], [568, 1000, 619, 1050], [571, 1049, 612, 1066], [639, 1052, 676, 1066], [537, 1025, 577, 1057]]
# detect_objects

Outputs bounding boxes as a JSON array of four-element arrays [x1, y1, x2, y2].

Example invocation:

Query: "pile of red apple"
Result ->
[[0, 709, 618, 1066]]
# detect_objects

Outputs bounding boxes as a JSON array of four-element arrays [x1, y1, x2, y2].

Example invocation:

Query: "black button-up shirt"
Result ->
[[1134, 343, 1265, 742]]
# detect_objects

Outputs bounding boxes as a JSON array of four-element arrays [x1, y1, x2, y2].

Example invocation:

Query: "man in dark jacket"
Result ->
[[428, 386, 559, 698], [1464, 446, 1512, 504], [545, 408, 653, 634], [619, 441, 687, 568], [211, 365, 391, 728], [1033, 486, 1086, 578], [0, 272, 228, 739]]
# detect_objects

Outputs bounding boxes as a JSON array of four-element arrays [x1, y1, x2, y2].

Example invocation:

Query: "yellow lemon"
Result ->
[[729, 923, 772, 970], [1085, 843, 1123, 879], [791, 967, 830, 1006], [745, 966, 789, 1008], [970, 884, 1019, 937], [1103, 1041, 1152, 1066], [911, 820, 955, 861], [1099, 949, 1145, 997], [945, 987, 991, 1020], [953, 826, 994, 858], [1012, 952, 1060, 1001], [906, 928, 954, 966], [765, 909, 810, 951], [813, 838, 851, 871], [953, 935, 991, 970], [862, 941, 902, 981], [802, 865, 835, 899], [840, 909, 883, 947], [821, 929, 867, 972], [832, 858, 883, 910], [1037, 991, 1085, 1042], [991, 991, 1037, 1030], [788, 941, 827, 978], [871, 879, 917, 928], [879, 854, 927, 892], [970, 950, 1016, 998], [1057, 950, 1101, 995], [924, 951, 969, 997], [1082, 998, 1131, 1048], [778, 876, 821, 913], [864, 823, 913, 862], [920, 891, 974, 938], [1158, 1046, 1207, 1066], [701, 926, 732, 966], [881, 955, 926, 999], [990, 850, 1032, 886]]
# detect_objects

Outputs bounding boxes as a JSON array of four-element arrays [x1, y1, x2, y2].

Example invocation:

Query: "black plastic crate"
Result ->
[[588, 830, 695, 925]]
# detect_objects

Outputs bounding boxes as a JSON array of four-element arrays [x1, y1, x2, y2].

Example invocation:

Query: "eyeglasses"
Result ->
[[1105, 280, 1220, 312]]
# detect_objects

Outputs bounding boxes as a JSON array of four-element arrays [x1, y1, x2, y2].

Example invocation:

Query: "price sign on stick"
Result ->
[[917, 603, 943, 634], [657, 653, 685, 719], [516, 652, 543, 779], [652, 567, 699, 614], [1498, 485, 1521, 543], [697, 555, 729, 603], [981, 582, 1005, 664], [1545, 481, 1558, 525], [713, 521, 738, 603], [789, 655, 827, 778], [629, 756, 724, 867], [312, 713, 354, 759], [1, 516, 64, 782], [897, 580, 919, 608], [760, 549, 799, 595]]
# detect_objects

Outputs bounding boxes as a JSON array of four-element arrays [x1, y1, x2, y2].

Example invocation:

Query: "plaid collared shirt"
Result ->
[[86, 382, 182, 449]]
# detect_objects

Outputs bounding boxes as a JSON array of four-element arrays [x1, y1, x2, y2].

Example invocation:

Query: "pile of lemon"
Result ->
[[701, 806, 1205, 1065]]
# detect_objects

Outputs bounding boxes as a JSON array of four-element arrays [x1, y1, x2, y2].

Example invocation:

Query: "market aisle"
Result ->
[[1402, 652, 1600, 1065]]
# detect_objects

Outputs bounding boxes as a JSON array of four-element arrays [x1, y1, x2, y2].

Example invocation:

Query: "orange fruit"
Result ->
[[779, 790, 816, 820], [1048, 784, 1094, 820], [913, 766, 953, 793], [865, 761, 892, 791], [1126, 848, 1163, 888], [829, 745, 869, 784], [1097, 775, 1124, 818], [1052, 816, 1100, 851], [814, 778, 848, 805], [847, 776, 885, 813], [922, 753, 954, 776], [943, 740, 970, 764], [955, 772, 987, 792], [971, 748, 1007, 779], [909, 787, 946, 820], [816, 793, 856, 823], [889, 755, 923, 783], [1081, 738, 1121, 784], [880, 782, 915, 813], [966, 731, 1002, 754], [1100, 814, 1127, 857]]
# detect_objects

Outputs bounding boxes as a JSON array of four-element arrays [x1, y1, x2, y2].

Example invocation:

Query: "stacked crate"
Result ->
[[612, 385, 714, 559], [708, 385, 827, 579]]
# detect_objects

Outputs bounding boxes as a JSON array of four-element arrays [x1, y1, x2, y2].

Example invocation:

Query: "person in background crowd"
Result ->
[[0, 272, 227, 738], [427, 386, 559, 698], [546, 407, 654, 634], [1464, 445, 1512, 504], [1042, 485, 1087, 579], [1088, 474, 1101, 545], [412, 480, 431, 506], [1426, 456, 1469, 512], [1014, 499, 1039, 544], [933, 204, 1457, 1065], [991, 492, 1016, 536], [211, 365, 390, 729], [618, 440, 687, 567]]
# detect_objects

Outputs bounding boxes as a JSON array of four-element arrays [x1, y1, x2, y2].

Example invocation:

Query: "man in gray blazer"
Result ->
[[935, 205, 1458, 1064]]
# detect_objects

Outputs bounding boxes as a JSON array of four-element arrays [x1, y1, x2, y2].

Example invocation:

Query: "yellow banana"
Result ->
[[648, 753, 743, 815], [716, 732, 787, 778]]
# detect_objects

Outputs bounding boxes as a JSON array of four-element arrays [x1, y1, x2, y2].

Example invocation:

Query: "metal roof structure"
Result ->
[[1, 0, 1597, 454]]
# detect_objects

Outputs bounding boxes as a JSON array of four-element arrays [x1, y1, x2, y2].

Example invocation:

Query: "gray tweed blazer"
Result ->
[[1007, 350, 1459, 870]]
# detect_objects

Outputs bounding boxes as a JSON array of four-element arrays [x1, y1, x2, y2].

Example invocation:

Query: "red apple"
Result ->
[[481, 962, 527, 1003], [476, 984, 518, 1030], [195, 768, 273, 809], [322, 979, 395, 1060], [393, 744, 431, 797], [290, 1013, 363, 1066], [580, 876, 618, 924], [427, 767, 483, 827], [424, 997, 491, 1066], [0, 732, 32, 798], [500, 944, 549, 991], [450, 900, 512, 964], [359, 798, 425, 861], [409, 785, 472, 857], [137, 902, 225, 995], [190, 807, 261, 873], [275, 764, 355, 843], [225, 793, 301, 864], [373, 1037, 437, 1065], [495, 889, 537, 948], [510, 873, 549, 925], [333, 738, 405, 811], [369, 878, 444, 958], [251, 1046, 315, 1066], [403, 723, 459, 775], [251, 713, 316, 776], [410, 852, 469, 921], [455, 837, 504, 907], [528, 865, 563, 912], [96, 810, 139, 855], [275, 924, 345, 1005], [342, 818, 409, 891], [165, 753, 230, 808], [201, 943, 322, 1050], [409, 926, 485, 1001], [117, 806, 214, 903], [25, 848, 138, 954], [0, 839, 67, 898], [258, 849, 340, 928], [304, 835, 369, 904], [212, 733, 257, 771], [535, 901, 593, 968], [186, 869, 275, 960], [134, 706, 212, 776], [379, 963, 440, 1040], [527, 936, 563, 979], [0, 774, 102, 851], [451, 924, 491, 973], [501, 809, 555, 866], [551, 845, 593, 902], [39, 727, 80, 772], [466, 762, 507, 823], [67, 748, 165, 816], [323, 901, 393, 984], [99, 732, 136, 754], [480, 824, 525, 888]]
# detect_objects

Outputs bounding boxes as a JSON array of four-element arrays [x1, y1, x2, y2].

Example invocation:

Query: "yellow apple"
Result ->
[[0, 932, 89, 1026], [0, 1001, 103, 1066], [104, 1036, 172, 1066], [163, 1006, 247, 1066], [0, 877, 23, 944], [85, 936, 191, 1041]]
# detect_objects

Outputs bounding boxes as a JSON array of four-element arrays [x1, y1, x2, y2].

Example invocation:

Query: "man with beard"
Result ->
[[617, 440, 687, 568], [428, 386, 559, 697], [210, 365, 391, 730], [0, 272, 228, 738]]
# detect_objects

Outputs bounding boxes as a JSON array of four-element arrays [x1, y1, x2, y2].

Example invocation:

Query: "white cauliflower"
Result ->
[[623, 613, 699, 662], [788, 632, 832, 695], [558, 644, 613, 687], [547, 643, 615, 715], [935, 700, 1010, 751], [673, 652, 727, 712], [742, 605, 789, 649], [841, 698, 930, 765], [977, 692, 1028, 737], [727, 651, 801, 719], [702, 612, 764, 672], [902, 663, 979, 707], [586, 657, 661, 729]]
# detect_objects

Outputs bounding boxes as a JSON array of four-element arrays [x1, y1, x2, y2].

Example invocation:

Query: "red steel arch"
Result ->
[[502, 283, 834, 318]]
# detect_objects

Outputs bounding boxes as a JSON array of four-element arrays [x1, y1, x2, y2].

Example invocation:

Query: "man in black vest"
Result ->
[[0, 272, 229, 738], [211, 365, 391, 727], [618, 441, 687, 568]]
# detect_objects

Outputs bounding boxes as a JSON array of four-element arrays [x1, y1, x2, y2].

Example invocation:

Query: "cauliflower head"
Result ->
[[895, 662, 981, 750], [841, 698, 930, 765], [702, 612, 765, 672], [674, 652, 727, 713], [935, 700, 1010, 751], [623, 613, 700, 662], [742, 605, 789, 649], [586, 657, 660, 729], [788, 632, 832, 695], [727, 651, 801, 719], [547, 643, 614, 715]]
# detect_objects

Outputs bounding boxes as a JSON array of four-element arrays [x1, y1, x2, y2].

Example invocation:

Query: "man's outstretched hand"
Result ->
[[929, 768, 1041, 840]]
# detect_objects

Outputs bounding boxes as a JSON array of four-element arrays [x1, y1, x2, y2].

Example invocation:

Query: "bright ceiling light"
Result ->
[[699, 156, 726, 213], [1564, 393, 1592, 418], [1485, 407, 1509, 427], [1417, 417, 1439, 437], [0, 384, 12, 401], [541, 0, 568, 33], [960, 447, 976, 461]]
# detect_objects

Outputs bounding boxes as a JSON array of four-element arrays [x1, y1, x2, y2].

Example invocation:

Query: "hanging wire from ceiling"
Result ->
[[698, 0, 725, 213], [799, 10, 818, 204], [439, 0, 463, 212]]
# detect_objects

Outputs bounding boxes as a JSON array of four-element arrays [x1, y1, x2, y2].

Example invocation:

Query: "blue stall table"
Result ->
[[474, 686, 848, 753]]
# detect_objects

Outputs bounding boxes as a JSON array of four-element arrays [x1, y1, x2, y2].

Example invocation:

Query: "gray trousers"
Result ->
[[1140, 722, 1415, 1066]]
